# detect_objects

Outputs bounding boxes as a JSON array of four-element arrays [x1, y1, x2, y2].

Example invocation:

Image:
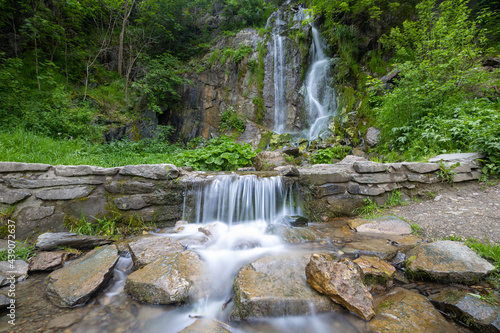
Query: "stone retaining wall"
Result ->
[[0, 153, 483, 239], [297, 153, 483, 218], [0, 163, 185, 238]]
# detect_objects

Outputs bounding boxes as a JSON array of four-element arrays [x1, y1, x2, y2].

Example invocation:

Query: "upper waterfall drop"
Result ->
[[304, 24, 337, 140], [267, 9, 287, 134]]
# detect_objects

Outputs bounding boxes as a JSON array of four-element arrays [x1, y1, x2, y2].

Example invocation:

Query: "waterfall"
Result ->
[[267, 9, 287, 134], [184, 174, 301, 225], [304, 25, 337, 140]]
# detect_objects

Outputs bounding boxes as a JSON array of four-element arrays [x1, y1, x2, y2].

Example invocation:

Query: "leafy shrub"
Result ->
[[311, 146, 350, 164], [175, 135, 257, 171], [220, 107, 245, 134]]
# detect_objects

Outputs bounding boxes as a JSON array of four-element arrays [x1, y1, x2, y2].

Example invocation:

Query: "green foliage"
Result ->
[[0, 240, 36, 262], [411, 223, 423, 236], [222, 0, 273, 30], [436, 160, 460, 185], [133, 54, 190, 113], [374, 0, 500, 174], [356, 198, 384, 218], [220, 106, 245, 134], [67, 213, 154, 237], [310, 146, 350, 164], [175, 136, 257, 171]]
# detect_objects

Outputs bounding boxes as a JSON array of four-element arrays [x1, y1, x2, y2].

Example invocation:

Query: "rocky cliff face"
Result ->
[[167, 4, 311, 147]]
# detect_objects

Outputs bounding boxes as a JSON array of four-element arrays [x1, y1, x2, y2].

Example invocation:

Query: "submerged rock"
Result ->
[[265, 224, 323, 243], [127, 236, 184, 269], [179, 319, 232, 333], [430, 289, 500, 332], [348, 216, 412, 235], [231, 253, 339, 320], [125, 251, 207, 305], [370, 288, 457, 332], [282, 215, 308, 227], [46, 245, 119, 307], [36, 232, 113, 251], [0, 260, 29, 286], [306, 254, 375, 320], [406, 241, 495, 284]]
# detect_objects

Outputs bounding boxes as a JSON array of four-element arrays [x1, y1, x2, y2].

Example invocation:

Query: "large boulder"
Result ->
[[430, 289, 500, 332], [125, 250, 207, 305], [231, 253, 339, 320], [406, 241, 495, 284], [369, 288, 457, 332], [46, 245, 119, 307], [36, 232, 113, 251], [127, 236, 185, 269], [305, 254, 375, 320]]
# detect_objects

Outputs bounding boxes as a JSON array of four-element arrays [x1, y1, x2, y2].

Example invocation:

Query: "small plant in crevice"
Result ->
[[436, 160, 460, 186], [0, 239, 36, 262], [411, 223, 423, 236], [219, 106, 245, 136], [356, 189, 407, 218]]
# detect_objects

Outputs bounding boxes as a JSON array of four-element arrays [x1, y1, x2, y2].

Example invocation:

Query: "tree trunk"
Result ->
[[118, 0, 135, 76]]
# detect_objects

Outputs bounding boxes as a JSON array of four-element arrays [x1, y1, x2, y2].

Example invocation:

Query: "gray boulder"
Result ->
[[36, 232, 113, 250], [430, 289, 500, 332], [127, 236, 184, 269], [46, 245, 119, 307], [365, 127, 380, 147], [125, 250, 207, 305], [231, 253, 339, 320], [406, 241, 495, 284]]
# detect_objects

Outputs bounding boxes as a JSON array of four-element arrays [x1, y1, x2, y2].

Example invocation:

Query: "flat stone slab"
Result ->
[[119, 164, 179, 180], [0, 189, 31, 204], [348, 216, 412, 235], [36, 232, 113, 250], [127, 236, 185, 269], [35, 186, 94, 200], [348, 182, 386, 196], [0, 260, 29, 286], [14, 206, 54, 222], [29, 250, 77, 271], [403, 162, 440, 173], [231, 253, 339, 320], [104, 181, 156, 194], [306, 254, 375, 320], [351, 173, 407, 184], [46, 245, 119, 307], [369, 288, 457, 332], [406, 241, 495, 284], [55, 165, 121, 177], [9, 178, 103, 189], [428, 153, 484, 164], [430, 289, 500, 332], [125, 250, 207, 305], [114, 195, 150, 211], [0, 162, 51, 173], [353, 161, 387, 173]]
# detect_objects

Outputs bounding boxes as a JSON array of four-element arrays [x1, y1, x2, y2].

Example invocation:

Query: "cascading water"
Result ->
[[186, 174, 301, 225], [267, 10, 287, 134], [304, 25, 337, 140]]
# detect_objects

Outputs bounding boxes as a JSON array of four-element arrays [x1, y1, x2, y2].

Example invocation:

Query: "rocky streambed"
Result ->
[[1, 216, 499, 333]]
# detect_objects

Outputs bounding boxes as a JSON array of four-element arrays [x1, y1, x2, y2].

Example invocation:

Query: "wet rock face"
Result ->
[[46, 245, 119, 307], [406, 240, 495, 284], [124, 250, 207, 305], [305, 254, 375, 320], [430, 289, 500, 332], [35, 232, 113, 251], [231, 253, 339, 320], [370, 288, 457, 332], [127, 236, 184, 269], [353, 256, 396, 288]]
